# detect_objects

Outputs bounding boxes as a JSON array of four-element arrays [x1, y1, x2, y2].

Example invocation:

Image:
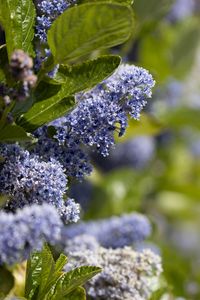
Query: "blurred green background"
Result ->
[[69, 0, 200, 299]]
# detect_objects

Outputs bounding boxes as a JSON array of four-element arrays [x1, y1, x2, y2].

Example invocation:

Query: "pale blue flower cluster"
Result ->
[[65, 234, 100, 252], [54, 64, 155, 157], [62, 213, 152, 248], [0, 204, 62, 265], [0, 144, 80, 223]]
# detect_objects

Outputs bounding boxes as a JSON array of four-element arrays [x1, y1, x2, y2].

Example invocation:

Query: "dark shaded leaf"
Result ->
[[0, 124, 32, 142], [0, 45, 8, 83], [0, 267, 14, 298]]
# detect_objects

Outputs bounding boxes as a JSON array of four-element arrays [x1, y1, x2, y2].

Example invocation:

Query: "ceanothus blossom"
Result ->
[[65, 244, 162, 300], [33, 126, 92, 180], [61, 212, 152, 248], [64, 91, 128, 156], [0, 144, 80, 223], [0, 204, 62, 265], [54, 64, 155, 156]]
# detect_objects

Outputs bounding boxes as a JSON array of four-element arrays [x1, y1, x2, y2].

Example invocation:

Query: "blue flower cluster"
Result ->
[[54, 64, 155, 157], [104, 64, 155, 119], [32, 64, 154, 179], [64, 92, 127, 156], [62, 212, 152, 248], [0, 204, 62, 265], [36, 0, 76, 42], [0, 144, 80, 223], [33, 126, 92, 180]]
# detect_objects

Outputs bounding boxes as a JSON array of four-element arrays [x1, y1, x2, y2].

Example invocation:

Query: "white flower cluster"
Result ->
[[65, 240, 162, 300]]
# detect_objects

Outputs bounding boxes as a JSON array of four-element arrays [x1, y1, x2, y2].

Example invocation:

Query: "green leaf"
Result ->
[[12, 82, 62, 115], [37, 248, 68, 300], [25, 245, 68, 300], [47, 2, 134, 63], [0, 124, 32, 142], [55, 254, 68, 274], [66, 287, 86, 300], [18, 96, 75, 132], [36, 245, 56, 300], [0, 267, 14, 298], [34, 82, 62, 102], [49, 266, 101, 299], [46, 55, 121, 90], [25, 251, 43, 299], [12, 94, 36, 117], [0, 0, 36, 58]]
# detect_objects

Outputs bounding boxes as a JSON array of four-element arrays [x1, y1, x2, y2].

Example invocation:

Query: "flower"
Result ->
[[65, 244, 162, 300], [0, 204, 62, 265], [56, 64, 155, 156], [0, 144, 80, 223], [33, 126, 92, 180], [62, 212, 151, 248]]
